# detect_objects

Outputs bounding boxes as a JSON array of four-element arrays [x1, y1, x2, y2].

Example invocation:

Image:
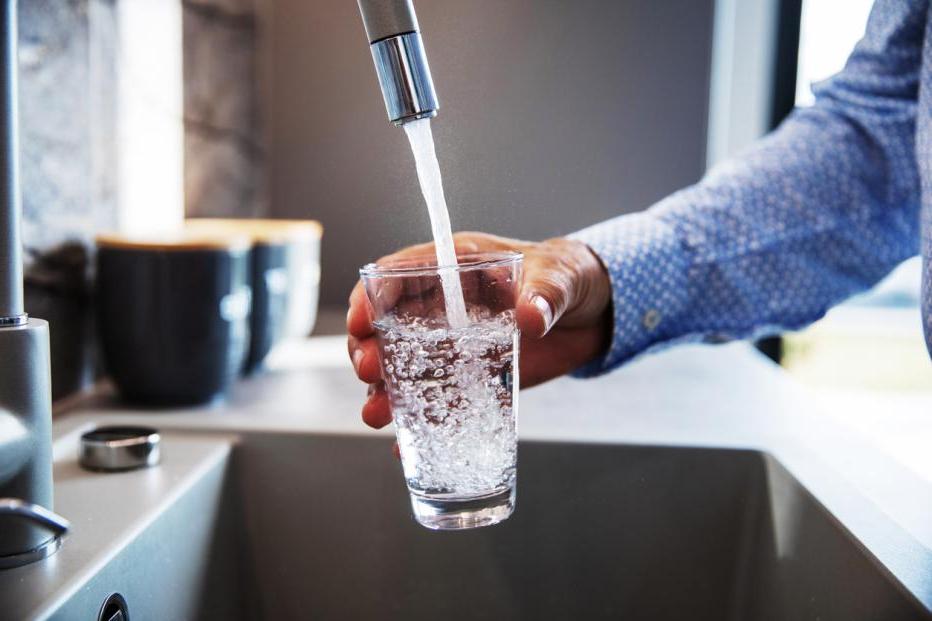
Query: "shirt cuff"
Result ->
[[567, 211, 692, 377]]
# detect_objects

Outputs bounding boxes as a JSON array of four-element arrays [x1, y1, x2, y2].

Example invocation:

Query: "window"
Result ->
[[783, 0, 928, 392], [795, 0, 874, 107]]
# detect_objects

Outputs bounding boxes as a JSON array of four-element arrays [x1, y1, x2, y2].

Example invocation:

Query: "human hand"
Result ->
[[347, 232, 612, 429]]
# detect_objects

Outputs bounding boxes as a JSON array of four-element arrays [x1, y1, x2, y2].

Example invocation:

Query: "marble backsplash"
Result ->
[[20, 0, 118, 400], [184, 0, 265, 218], [18, 0, 265, 399]]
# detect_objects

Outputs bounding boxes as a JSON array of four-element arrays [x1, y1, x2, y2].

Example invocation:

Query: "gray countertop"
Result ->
[[46, 336, 932, 613]]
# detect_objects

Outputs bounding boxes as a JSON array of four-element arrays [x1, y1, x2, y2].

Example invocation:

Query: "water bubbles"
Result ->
[[374, 312, 518, 495]]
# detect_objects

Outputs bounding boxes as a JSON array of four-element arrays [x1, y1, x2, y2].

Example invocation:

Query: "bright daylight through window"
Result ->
[[783, 0, 927, 391]]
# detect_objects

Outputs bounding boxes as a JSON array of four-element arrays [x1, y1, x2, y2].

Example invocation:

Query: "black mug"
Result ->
[[185, 219, 322, 374], [96, 232, 252, 406], [244, 238, 289, 373]]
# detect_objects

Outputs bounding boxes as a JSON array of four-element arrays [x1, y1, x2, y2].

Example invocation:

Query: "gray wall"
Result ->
[[266, 0, 715, 306]]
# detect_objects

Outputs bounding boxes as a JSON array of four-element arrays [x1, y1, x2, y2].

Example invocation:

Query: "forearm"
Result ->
[[572, 102, 920, 374]]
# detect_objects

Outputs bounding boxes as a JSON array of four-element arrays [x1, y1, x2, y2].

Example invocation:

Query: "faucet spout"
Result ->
[[357, 0, 439, 125]]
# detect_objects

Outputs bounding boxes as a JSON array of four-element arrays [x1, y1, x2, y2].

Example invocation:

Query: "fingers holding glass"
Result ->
[[362, 382, 392, 428], [348, 335, 383, 383]]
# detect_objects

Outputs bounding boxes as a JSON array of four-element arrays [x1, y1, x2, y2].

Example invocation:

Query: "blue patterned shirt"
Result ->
[[571, 0, 930, 374]]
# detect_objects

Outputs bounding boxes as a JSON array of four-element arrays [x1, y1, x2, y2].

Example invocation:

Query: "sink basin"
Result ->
[[21, 430, 925, 620], [226, 436, 928, 620]]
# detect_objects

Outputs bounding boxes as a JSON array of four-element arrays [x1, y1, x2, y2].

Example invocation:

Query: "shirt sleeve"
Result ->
[[570, 0, 925, 376]]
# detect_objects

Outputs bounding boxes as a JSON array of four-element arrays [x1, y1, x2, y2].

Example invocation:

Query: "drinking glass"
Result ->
[[360, 251, 522, 530]]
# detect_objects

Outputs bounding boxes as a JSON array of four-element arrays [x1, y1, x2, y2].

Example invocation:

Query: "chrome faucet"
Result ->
[[0, 0, 69, 569], [357, 0, 439, 125]]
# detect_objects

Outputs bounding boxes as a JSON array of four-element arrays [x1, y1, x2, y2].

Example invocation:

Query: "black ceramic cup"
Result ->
[[185, 219, 322, 374], [243, 237, 289, 373], [95, 232, 252, 406]]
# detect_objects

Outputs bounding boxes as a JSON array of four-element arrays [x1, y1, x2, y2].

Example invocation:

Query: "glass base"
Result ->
[[409, 486, 515, 531]]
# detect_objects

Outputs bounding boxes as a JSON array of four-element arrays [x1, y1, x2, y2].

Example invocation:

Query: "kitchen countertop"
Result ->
[[54, 336, 932, 612], [4, 432, 235, 620]]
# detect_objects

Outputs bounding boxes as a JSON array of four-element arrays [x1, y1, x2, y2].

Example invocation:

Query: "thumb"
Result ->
[[516, 257, 577, 338]]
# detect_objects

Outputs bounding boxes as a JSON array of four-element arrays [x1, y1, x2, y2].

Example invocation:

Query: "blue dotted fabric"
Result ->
[[571, 0, 926, 376]]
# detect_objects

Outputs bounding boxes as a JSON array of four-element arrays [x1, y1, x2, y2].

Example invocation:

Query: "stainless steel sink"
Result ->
[[23, 430, 926, 620]]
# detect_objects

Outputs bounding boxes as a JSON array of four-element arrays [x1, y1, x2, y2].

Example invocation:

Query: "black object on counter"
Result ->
[[186, 219, 322, 375], [95, 232, 251, 406], [244, 239, 289, 373]]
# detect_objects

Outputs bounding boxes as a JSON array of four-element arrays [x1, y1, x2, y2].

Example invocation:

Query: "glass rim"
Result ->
[[359, 250, 523, 278]]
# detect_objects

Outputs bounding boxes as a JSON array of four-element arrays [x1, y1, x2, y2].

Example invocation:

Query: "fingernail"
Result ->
[[531, 295, 554, 335], [352, 349, 364, 370]]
